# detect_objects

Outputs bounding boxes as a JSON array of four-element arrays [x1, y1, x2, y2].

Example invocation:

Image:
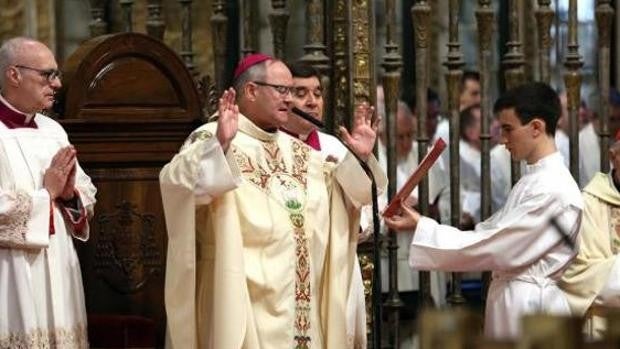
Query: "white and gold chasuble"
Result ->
[[561, 172, 620, 338], [160, 113, 386, 349], [0, 114, 96, 349]]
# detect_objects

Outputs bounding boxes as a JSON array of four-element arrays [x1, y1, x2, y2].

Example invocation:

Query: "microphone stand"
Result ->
[[292, 107, 382, 348]]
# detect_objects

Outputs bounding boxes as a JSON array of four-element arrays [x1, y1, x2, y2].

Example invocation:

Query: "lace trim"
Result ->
[[0, 324, 88, 349], [0, 190, 32, 248]]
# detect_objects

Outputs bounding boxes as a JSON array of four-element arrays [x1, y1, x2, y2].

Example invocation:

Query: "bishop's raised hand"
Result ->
[[216, 88, 239, 153]]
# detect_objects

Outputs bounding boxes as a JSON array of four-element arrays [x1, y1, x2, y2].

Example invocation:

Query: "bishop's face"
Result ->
[[249, 61, 293, 129]]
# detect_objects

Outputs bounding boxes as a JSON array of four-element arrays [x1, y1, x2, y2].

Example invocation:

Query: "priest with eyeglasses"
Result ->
[[0, 37, 97, 348]]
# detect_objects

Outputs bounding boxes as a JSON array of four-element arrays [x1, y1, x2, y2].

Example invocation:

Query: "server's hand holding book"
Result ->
[[382, 138, 447, 218]]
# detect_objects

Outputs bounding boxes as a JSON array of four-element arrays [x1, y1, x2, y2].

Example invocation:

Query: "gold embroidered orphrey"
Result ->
[[610, 205, 620, 254]]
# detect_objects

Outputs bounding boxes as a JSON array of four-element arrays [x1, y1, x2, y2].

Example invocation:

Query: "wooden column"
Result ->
[[331, 1, 352, 131], [269, 0, 289, 59], [119, 0, 134, 32], [502, 0, 526, 185], [211, 0, 228, 94], [596, 0, 614, 172], [476, 0, 493, 224], [535, 0, 554, 84], [146, 0, 165, 40], [178, 0, 195, 75], [88, 0, 108, 37], [242, 1, 257, 56], [411, 0, 435, 309], [563, 0, 583, 182], [299, 0, 331, 132], [381, 0, 403, 345]]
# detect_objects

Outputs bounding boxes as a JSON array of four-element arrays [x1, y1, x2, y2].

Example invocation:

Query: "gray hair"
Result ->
[[0, 37, 36, 89], [232, 61, 268, 100]]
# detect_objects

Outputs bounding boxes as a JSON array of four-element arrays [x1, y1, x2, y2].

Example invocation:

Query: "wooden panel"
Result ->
[[58, 32, 202, 347], [60, 32, 201, 121], [76, 169, 167, 342]]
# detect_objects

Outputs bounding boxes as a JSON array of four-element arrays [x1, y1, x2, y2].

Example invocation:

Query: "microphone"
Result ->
[[291, 107, 325, 129]]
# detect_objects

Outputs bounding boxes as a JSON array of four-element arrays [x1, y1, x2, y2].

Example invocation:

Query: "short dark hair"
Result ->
[[459, 104, 481, 139], [460, 70, 480, 91], [287, 61, 320, 79], [493, 82, 560, 136], [400, 87, 440, 112]]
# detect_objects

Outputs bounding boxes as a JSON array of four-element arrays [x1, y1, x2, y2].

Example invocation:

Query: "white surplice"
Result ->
[[555, 129, 570, 168], [459, 140, 482, 222], [160, 114, 386, 349], [579, 123, 600, 188], [0, 114, 96, 348], [409, 152, 583, 339]]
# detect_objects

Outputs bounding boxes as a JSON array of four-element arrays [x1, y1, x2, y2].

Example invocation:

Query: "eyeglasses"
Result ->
[[14, 65, 62, 82], [253, 81, 293, 96]]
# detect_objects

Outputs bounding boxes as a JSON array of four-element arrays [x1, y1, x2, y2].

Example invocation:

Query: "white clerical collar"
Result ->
[[237, 112, 279, 142], [0, 93, 35, 124], [525, 151, 563, 174]]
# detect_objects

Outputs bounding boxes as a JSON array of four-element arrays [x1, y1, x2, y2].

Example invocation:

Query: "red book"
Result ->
[[382, 138, 447, 218]]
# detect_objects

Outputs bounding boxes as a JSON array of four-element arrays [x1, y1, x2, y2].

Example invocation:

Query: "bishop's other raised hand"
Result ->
[[339, 102, 380, 161]]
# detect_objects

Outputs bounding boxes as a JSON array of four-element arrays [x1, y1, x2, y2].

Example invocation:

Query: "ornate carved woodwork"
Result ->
[[242, 1, 257, 56], [476, 0, 495, 306], [211, 0, 228, 95], [94, 200, 161, 294], [475, 0, 493, 222], [331, 0, 352, 131], [563, 0, 583, 182], [119, 0, 134, 32], [269, 0, 289, 59], [146, 0, 165, 40], [58, 32, 201, 347], [535, 0, 554, 84], [178, 0, 196, 74], [411, 0, 437, 309], [503, 0, 526, 185], [597, 0, 614, 173], [299, 0, 331, 128], [381, 0, 404, 345], [88, 0, 108, 37], [351, 0, 375, 106]]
